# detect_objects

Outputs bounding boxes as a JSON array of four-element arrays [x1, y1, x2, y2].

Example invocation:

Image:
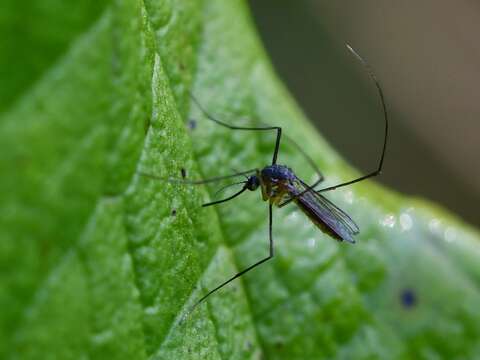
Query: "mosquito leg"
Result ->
[[138, 168, 257, 186], [277, 138, 325, 207], [188, 204, 274, 311], [280, 44, 389, 204], [190, 93, 282, 165], [202, 186, 248, 207], [283, 135, 324, 183], [196, 96, 323, 183], [315, 45, 388, 194], [275, 134, 325, 207]]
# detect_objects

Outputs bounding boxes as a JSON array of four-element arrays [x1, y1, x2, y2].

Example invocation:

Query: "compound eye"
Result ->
[[246, 176, 260, 191]]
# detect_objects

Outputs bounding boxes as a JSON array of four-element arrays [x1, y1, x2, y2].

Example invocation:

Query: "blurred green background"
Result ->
[[248, 0, 480, 227]]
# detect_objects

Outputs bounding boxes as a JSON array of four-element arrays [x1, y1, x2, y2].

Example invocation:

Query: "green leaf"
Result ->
[[1, 0, 479, 359]]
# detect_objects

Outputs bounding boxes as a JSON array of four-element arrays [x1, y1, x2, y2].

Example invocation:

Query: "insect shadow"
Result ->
[[139, 44, 388, 316]]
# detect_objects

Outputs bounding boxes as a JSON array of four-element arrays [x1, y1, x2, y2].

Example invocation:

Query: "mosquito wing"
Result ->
[[288, 178, 359, 243]]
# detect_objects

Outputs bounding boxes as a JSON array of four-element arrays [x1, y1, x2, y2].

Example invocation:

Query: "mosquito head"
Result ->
[[245, 175, 260, 191]]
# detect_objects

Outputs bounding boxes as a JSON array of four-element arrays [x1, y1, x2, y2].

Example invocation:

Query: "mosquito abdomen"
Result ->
[[293, 196, 343, 242]]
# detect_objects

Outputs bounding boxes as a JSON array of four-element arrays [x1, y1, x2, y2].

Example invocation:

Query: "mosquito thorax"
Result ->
[[245, 175, 260, 191], [261, 164, 295, 183]]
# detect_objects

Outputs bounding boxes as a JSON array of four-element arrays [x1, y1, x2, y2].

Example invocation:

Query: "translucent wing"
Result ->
[[287, 178, 359, 243]]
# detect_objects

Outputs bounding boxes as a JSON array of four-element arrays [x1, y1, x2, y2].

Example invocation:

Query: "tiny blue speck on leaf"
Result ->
[[400, 289, 417, 308]]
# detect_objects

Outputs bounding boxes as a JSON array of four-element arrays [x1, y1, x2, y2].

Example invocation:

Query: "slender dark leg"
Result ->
[[316, 44, 388, 193], [191, 93, 325, 178], [213, 180, 249, 198], [272, 135, 324, 208], [283, 135, 324, 182], [189, 204, 274, 311], [138, 168, 257, 185], [190, 95, 323, 216], [202, 186, 248, 207], [190, 93, 282, 165], [279, 44, 388, 205]]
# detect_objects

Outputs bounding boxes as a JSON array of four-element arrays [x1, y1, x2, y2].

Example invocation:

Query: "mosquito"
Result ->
[[139, 44, 388, 314]]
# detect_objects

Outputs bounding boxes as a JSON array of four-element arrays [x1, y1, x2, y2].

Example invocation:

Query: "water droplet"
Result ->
[[444, 227, 457, 243], [399, 213, 413, 231], [428, 218, 442, 235], [145, 305, 160, 315], [92, 330, 114, 345], [307, 237, 316, 248], [287, 211, 299, 222], [344, 190, 354, 204], [380, 214, 396, 228]]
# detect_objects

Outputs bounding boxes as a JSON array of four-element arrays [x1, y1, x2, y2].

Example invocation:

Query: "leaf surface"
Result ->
[[1, 0, 479, 359]]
